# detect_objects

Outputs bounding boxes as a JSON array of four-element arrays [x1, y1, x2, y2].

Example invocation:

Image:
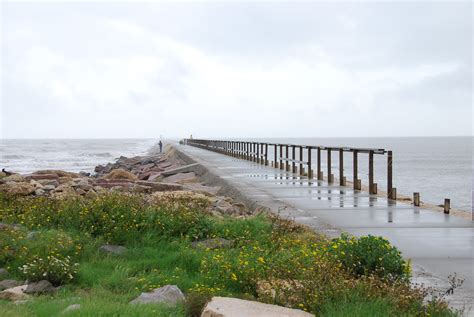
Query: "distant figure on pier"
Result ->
[[159, 140, 163, 153]]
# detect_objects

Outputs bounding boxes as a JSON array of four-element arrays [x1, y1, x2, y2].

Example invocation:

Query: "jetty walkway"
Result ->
[[173, 140, 473, 313]]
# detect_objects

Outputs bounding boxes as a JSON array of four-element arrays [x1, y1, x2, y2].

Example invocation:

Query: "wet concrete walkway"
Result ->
[[174, 143, 473, 314]]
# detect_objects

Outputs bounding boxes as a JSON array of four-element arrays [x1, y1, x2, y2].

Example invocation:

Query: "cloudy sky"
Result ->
[[1, 1, 472, 139]]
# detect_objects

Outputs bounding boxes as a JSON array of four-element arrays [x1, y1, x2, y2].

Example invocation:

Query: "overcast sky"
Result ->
[[1, 1, 472, 139]]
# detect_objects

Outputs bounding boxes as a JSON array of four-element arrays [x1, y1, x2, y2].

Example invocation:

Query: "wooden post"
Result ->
[[299, 146, 303, 175], [285, 145, 290, 171], [292, 145, 296, 173], [327, 148, 333, 183], [353, 150, 359, 190], [387, 150, 393, 199], [256, 143, 260, 164], [265, 144, 268, 166], [339, 149, 345, 186], [369, 150, 375, 194], [444, 199, 450, 214], [307, 147, 312, 179], [317, 147, 322, 180], [414, 192, 420, 207], [280, 145, 284, 170], [274, 144, 278, 168]]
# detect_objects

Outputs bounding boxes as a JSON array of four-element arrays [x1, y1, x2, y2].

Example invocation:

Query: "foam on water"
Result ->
[[0, 139, 158, 174]]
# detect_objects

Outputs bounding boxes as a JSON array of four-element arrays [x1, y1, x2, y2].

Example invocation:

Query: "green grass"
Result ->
[[0, 193, 458, 316]]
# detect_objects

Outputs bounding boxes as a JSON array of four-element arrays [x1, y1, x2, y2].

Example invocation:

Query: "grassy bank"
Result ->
[[0, 192, 457, 316]]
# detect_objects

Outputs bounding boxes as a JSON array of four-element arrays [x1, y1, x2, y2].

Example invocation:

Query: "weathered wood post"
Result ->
[[339, 148, 345, 186], [413, 192, 420, 207], [307, 147, 312, 179], [256, 142, 260, 164], [279, 145, 284, 170], [327, 148, 333, 183], [265, 143, 269, 166], [291, 145, 296, 173], [299, 146, 304, 175], [274, 144, 278, 168], [317, 147, 323, 180], [387, 150, 395, 199], [444, 199, 450, 214], [353, 150, 360, 190], [369, 150, 375, 194], [285, 145, 290, 171]]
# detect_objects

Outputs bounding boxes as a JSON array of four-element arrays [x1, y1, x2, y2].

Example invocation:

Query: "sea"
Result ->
[[0, 137, 472, 213]]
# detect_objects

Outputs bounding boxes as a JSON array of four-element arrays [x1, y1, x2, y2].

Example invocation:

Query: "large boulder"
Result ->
[[0, 285, 28, 301], [0, 182, 36, 196], [130, 285, 185, 305], [161, 163, 199, 177], [201, 297, 314, 317], [0, 279, 22, 291], [24, 280, 57, 295], [1, 174, 25, 183], [102, 169, 138, 181]]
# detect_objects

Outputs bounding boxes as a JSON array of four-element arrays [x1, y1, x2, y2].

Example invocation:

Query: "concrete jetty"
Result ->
[[173, 141, 474, 314]]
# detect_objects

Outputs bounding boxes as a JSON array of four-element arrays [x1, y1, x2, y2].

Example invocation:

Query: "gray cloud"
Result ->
[[1, 1, 472, 139]]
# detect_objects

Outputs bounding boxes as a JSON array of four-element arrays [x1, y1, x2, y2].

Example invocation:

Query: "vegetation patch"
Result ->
[[0, 192, 459, 316]]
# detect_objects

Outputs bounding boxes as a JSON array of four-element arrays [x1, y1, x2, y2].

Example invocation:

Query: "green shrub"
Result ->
[[328, 234, 410, 281], [19, 254, 79, 285]]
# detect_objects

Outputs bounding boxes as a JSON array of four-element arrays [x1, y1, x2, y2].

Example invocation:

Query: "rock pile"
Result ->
[[0, 148, 253, 219]]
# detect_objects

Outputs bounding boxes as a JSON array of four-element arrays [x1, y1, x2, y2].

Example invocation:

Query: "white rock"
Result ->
[[201, 297, 314, 317], [130, 285, 185, 305]]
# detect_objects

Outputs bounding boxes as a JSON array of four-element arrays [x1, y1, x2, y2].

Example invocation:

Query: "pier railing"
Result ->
[[183, 139, 397, 200]]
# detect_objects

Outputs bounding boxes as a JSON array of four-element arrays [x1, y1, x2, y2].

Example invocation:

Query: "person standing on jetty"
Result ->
[[159, 140, 163, 153]]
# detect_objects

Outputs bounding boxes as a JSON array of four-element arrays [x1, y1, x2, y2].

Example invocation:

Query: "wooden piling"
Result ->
[[299, 146, 303, 176], [327, 148, 333, 183], [317, 147, 322, 180], [307, 147, 312, 179], [387, 150, 393, 199], [280, 145, 284, 170], [292, 145, 296, 173], [274, 144, 278, 168], [339, 149, 344, 186], [414, 192, 420, 207], [353, 150, 359, 190], [285, 145, 290, 171], [444, 199, 450, 214], [369, 150, 375, 194]]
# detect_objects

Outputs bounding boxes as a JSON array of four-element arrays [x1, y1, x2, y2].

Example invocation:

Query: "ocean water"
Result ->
[[0, 139, 158, 174], [0, 137, 472, 212], [247, 137, 473, 213]]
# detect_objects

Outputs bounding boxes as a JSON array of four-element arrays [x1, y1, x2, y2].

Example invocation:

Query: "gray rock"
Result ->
[[35, 188, 45, 196], [0, 279, 21, 291], [0, 268, 8, 279], [161, 163, 199, 177], [99, 244, 127, 255], [1, 174, 25, 183], [38, 179, 60, 187], [43, 185, 56, 191], [163, 172, 197, 184], [24, 280, 56, 295], [62, 304, 81, 313], [191, 238, 232, 250], [130, 284, 185, 305]]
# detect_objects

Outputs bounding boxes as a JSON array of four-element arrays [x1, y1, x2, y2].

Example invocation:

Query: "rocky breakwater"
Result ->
[[0, 148, 252, 218]]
